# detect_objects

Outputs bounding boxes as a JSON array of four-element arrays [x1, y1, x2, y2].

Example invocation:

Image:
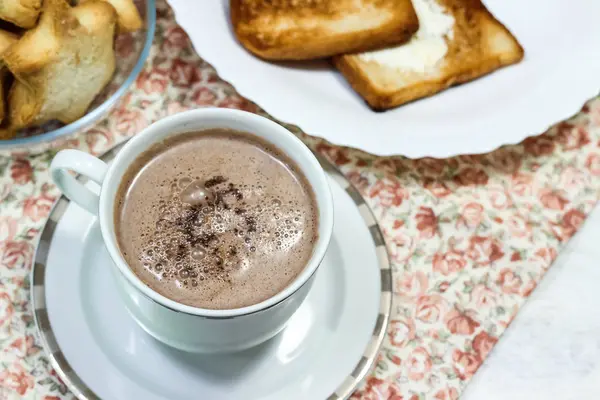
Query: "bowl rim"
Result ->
[[0, 0, 157, 150]]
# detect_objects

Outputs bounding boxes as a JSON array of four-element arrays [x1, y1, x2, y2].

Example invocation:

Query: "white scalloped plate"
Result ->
[[168, 0, 600, 158]]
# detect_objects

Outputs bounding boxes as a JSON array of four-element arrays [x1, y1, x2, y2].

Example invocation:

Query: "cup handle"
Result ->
[[50, 149, 109, 215]]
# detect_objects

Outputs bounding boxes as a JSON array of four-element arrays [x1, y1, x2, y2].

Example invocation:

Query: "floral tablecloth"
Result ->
[[1, 1, 600, 399]]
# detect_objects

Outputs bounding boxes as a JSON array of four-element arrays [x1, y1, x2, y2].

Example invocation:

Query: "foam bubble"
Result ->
[[180, 180, 214, 206], [191, 245, 207, 261], [156, 219, 171, 231]]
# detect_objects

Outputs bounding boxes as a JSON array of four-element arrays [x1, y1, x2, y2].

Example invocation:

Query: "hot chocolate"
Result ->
[[114, 129, 319, 310]]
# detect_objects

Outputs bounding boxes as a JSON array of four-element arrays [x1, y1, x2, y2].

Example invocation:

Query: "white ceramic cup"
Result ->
[[50, 109, 334, 353]]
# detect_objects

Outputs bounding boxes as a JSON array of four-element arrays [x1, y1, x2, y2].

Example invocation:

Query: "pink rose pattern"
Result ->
[[0, 1, 598, 398]]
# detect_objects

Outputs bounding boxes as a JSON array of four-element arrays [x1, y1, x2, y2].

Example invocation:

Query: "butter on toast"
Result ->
[[333, 0, 524, 110], [230, 0, 419, 60], [4, 0, 117, 129], [0, 0, 42, 28]]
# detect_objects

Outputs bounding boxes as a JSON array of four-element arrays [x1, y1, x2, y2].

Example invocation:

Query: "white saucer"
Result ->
[[32, 144, 392, 400]]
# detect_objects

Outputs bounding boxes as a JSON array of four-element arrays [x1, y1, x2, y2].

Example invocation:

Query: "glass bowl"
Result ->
[[0, 0, 156, 155]]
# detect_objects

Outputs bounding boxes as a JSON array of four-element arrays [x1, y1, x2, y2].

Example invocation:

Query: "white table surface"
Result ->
[[463, 206, 600, 399]]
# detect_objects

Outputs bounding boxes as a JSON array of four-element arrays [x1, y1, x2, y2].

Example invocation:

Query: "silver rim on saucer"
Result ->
[[30, 140, 392, 400]]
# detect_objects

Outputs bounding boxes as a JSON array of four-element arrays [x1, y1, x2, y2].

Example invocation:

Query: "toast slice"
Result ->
[[333, 0, 524, 110], [0, 0, 42, 28], [230, 0, 419, 60], [79, 0, 142, 32], [4, 0, 117, 129]]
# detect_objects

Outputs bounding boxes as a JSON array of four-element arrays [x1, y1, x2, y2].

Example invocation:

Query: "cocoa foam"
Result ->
[[114, 129, 318, 310]]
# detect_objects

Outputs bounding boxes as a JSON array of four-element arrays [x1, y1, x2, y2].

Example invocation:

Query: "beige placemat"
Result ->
[[1, 1, 599, 398]]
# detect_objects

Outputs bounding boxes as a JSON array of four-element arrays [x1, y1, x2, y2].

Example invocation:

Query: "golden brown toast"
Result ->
[[4, 0, 117, 130], [230, 0, 419, 60], [0, 0, 42, 28], [333, 0, 524, 110]]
